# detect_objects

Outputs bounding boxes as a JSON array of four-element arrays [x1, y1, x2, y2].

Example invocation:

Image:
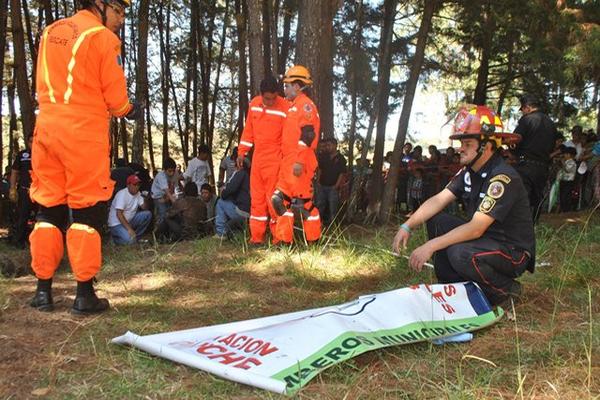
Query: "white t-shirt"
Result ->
[[108, 188, 144, 227], [219, 157, 237, 183], [184, 158, 212, 189]]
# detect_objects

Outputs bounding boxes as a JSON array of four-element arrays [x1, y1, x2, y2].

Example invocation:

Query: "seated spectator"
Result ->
[[558, 146, 577, 212], [214, 160, 250, 239], [151, 157, 178, 224], [108, 175, 152, 245], [199, 183, 218, 233], [156, 182, 206, 242]]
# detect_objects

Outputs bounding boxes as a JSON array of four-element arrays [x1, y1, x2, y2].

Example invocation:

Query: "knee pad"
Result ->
[[37, 205, 69, 232], [71, 202, 107, 233], [271, 190, 288, 216]]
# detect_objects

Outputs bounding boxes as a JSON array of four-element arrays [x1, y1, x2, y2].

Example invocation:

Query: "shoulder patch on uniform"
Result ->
[[490, 174, 511, 184], [303, 103, 312, 113], [487, 181, 505, 199], [478, 196, 496, 213]]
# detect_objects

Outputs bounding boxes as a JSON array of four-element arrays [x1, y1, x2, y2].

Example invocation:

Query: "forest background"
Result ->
[[0, 0, 599, 222]]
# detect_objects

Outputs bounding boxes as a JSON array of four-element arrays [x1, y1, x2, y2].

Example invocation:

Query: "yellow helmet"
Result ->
[[283, 65, 313, 85]]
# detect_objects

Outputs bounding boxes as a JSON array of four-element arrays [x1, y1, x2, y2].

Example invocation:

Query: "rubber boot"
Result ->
[[29, 278, 54, 312], [71, 278, 109, 316]]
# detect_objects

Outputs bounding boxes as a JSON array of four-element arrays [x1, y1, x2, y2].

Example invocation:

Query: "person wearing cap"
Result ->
[[513, 94, 558, 221], [392, 105, 535, 306], [28, 0, 141, 314], [271, 65, 322, 244], [107, 175, 151, 245]]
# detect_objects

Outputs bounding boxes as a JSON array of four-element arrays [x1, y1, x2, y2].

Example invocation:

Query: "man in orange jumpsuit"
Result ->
[[237, 76, 289, 244], [271, 65, 321, 244], [29, 0, 140, 314]]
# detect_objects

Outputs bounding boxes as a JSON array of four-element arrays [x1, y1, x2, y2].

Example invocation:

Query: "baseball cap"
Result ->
[[126, 174, 141, 185]]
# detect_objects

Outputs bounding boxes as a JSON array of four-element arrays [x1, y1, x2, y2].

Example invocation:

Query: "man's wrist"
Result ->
[[400, 223, 411, 234]]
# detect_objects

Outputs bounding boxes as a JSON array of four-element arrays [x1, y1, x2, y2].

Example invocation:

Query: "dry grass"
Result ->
[[0, 211, 599, 399]]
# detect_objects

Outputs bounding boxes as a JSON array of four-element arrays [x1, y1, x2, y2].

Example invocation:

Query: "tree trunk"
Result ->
[[472, 1, 494, 105], [596, 80, 600, 137], [261, 0, 272, 77], [7, 72, 18, 165], [347, 0, 365, 173], [247, 0, 265, 95], [380, 0, 439, 223], [132, 0, 149, 164], [277, 0, 294, 75], [21, 0, 37, 99], [10, 0, 36, 140], [158, 0, 171, 161], [295, 0, 341, 138], [41, 0, 53, 24], [209, 0, 230, 139], [235, 0, 249, 138], [269, 0, 281, 75], [367, 0, 397, 212], [496, 40, 515, 115], [0, 0, 8, 170]]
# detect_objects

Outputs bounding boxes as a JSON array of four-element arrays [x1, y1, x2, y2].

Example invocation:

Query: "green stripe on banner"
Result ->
[[273, 308, 503, 394]]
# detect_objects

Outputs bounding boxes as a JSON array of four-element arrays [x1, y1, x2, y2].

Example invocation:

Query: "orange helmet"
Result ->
[[283, 65, 313, 85], [449, 104, 520, 147]]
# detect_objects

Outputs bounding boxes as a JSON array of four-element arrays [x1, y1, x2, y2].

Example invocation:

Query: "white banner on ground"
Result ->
[[112, 282, 503, 395]]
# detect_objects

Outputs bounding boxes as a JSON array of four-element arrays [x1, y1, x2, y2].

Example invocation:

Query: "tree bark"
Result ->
[[209, 0, 230, 140], [10, 0, 36, 140], [380, 0, 439, 222], [235, 0, 249, 138], [472, 1, 494, 105], [247, 0, 265, 95], [131, 0, 149, 164], [21, 0, 37, 99], [7, 71, 18, 165], [295, 0, 341, 138], [367, 0, 398, 212], [157, 0, 171, 161], [0, 0, 8, 170], [277, 0, 294, 75]]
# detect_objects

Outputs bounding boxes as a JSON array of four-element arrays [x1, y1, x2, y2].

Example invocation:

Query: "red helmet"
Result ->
[[449, 104, 520, 147]]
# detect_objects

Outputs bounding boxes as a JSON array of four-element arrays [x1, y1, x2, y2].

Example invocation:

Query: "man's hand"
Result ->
[[127, 227, 136, 241], [292, 162, 303, 177], [125, 101, 144, 121], [392, 228, 410, 254], [8, 187, 17, 203], [236, 156, 245, 169], [409, 243, 434, 273]]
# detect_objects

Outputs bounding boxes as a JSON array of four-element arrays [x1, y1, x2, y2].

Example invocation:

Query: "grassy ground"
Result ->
[[0, 211, 599, 399]]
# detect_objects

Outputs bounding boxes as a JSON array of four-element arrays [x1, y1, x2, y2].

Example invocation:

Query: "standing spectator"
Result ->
[[151, 157, 178, 224], [156, 182, 206, 242], [316, 138, 347, 225], [218, 147, 238, 191], [558, 147, 577, 212], [214, 160, 251, 239], [411, 145, 424, 162], [9, 134, 34, 248], [513, 94, 558, 221], [28, 0, 140, 314], [108, 175, 151, 245], [184, 144, 213, 190], [407, 166, 424, 213]]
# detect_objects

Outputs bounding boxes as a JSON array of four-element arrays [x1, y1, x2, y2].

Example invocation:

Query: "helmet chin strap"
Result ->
[[466, 138, 487, 169]]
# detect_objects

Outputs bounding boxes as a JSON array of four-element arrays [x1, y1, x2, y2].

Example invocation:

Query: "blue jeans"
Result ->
[[215, 199, 246, 236], [110, 210, 152, 245], [316, 185, 339, 225], [154, 201, 170, 224]]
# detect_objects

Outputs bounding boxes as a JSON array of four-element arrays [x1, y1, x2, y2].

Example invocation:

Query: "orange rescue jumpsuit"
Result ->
[[30, 10, 133, 282], [274, 92, 321, 243], [238, 95, 289, 244]]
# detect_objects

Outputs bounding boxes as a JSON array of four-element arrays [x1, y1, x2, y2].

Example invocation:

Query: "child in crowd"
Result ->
[[558, 146, 577, 212], [408, 166, 424, 214]]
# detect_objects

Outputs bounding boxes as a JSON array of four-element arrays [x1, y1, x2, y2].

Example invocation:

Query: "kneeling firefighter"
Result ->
[[271, 65, 321, 243], [29, 0, 142, 314]]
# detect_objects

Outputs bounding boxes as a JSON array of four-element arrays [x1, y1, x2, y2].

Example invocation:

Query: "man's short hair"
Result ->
[[260, 76, 280, 94], [163, 157, 176, 170], [197, 144, 211, 155], [115, 158, 127, 168], [200, 183, 212, 193], [519, 94, 540, 109], [571, 125, 583, 136], [184, 182, 198, 197], [562, 146, 577, 156]]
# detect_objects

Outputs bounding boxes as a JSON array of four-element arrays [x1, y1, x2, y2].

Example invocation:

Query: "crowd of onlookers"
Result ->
[[1, 125, 599, 248]]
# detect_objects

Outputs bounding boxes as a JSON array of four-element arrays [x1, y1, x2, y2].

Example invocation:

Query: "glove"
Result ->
[[125, 101, 143, 121], [8, 187, 17, 203]]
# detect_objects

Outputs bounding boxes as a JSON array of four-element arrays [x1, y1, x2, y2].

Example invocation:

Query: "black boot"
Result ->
[[30, 278, 54, 312], [71, 278, 109, 316]]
